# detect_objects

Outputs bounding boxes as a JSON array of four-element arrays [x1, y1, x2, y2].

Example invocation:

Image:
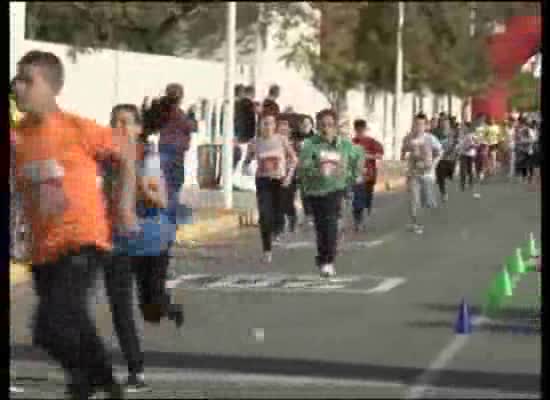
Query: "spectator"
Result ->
[[235, 85, 257, 143], [262, 84, 281, 117]]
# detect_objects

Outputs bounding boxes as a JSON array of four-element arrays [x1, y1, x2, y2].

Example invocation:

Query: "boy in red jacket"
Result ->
[[351, 120, 384, 232]]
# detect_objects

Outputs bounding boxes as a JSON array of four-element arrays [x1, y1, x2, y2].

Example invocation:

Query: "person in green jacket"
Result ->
[[298, 109, 364, 277]]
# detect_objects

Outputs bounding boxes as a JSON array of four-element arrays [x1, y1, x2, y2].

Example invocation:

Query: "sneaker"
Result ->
[[473, 192, 481, 199], [407, 223, 417, 232], [320, 264, 336, 278], [261, 252, 272, 264], [10, 386, 24, 393], [168, 304, 184, 329], [126, 373, 151, 393], [441, 193, 449, 203], [273, 234, 282, 244], [414, 224, 424, 235]]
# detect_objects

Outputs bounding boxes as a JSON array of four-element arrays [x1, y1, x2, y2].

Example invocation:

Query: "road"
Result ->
[[11, 176, 541, 398]]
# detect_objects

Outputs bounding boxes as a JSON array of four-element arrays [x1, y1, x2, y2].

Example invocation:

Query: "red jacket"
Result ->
[[353, 135, 384, 183]]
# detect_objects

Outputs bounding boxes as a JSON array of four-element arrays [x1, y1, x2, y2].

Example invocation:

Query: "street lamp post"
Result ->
[[222, 2, 237, 209], [393, 2, 404, 160]]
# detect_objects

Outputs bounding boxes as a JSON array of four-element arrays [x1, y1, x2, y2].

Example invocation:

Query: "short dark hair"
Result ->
[[301, 115, 314, 126], [415, 112, 428, 121], [110, 104, 142, 128], [317, 108, 337, 122], [18, 50, 64, 92], [354, 119, 367, 130], [244, 85, 255, 96], [165, 83, 184, 102], [269, 84, 280, 96]]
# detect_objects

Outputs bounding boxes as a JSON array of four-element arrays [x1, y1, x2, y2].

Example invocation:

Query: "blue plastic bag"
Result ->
[[113, 208, 177, 256]]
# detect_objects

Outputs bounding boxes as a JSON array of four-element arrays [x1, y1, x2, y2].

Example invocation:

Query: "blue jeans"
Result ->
[[352, 182, 375, 224]]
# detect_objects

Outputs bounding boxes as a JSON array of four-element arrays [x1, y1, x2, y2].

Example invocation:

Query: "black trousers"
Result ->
[[132, 252, 174, 323], [31, 246, 115, 395], [281, 178, 298, 230], [352, 182, 375, 223], [256, 177, 285, 252], [436, 160, 456, 196], [516, 153, 535, 182], [460, 155, 475, 191], [310, 191, 343, 266], [104, 255, 144, 375]]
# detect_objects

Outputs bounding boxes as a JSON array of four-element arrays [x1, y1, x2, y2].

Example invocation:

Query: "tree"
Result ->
[[26, 2, 315, 60]]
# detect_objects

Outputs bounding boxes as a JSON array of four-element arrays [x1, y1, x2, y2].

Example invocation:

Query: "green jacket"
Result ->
[[298, 134, 365, 196]]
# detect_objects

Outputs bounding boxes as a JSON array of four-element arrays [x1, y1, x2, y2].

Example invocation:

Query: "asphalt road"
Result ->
[[11, 176, 541, 399]]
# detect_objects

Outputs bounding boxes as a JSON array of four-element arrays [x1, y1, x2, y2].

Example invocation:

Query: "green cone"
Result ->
[[494, 268, 513, 298], [527, 233, 539, 258], [508, 249, 527, 277]]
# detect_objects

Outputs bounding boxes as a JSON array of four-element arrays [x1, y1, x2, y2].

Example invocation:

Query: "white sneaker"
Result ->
[[10, 386, 24, 393], [473, 192, 481, 199], [442, 193, 449, 203], [261, 252, 272, 264], [320, 264, 336, 278], [414, 224, 424, 235], [407, 223, 417, 232]]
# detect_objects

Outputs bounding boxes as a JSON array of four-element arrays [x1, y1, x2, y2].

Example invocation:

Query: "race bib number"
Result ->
[[319, 150, 342, 178], [258, 152, 282, 175], [23, 160, 68, 219]]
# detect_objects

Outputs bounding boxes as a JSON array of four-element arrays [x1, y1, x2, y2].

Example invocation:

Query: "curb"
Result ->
[[175, 210, 242, 243], [10, 262, 31, 288]]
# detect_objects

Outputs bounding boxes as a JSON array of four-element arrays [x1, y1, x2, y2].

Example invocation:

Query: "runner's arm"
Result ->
[[283, 136, 298, 182], [82, 122, 138, 231]]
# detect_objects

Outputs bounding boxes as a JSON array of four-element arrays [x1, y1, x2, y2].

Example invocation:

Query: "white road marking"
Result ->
[[11, 363, 539, 398], [166, 273, 407, 295], [363, 277, 407, 294], [404, 315, 486, 399]]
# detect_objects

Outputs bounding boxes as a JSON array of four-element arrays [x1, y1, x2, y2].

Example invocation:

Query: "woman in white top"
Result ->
[[243, 114, 298, 263]]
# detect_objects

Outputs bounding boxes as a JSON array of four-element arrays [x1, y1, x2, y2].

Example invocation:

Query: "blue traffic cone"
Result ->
[[455, 299, 473, 334]]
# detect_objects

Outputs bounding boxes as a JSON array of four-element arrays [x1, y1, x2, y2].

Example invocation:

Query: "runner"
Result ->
[[294, 115, 316, 227], [298, 109, 364, 277], [351, 119, 384, 232], [100, 104, 182, 394], [515, 118, 537, 184], [243, 114, 297, 263], [12, 50, 133, 399], [457, 125, 481, 198], [473, 114, 489, 182], [400, 113, 442, 234], [434, 116, 460, 203], [277, 116, 298, 234], [484, 116, 503, 176]]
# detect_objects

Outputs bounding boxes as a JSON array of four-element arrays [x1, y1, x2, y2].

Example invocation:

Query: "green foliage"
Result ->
[[508, 71, 540, 112], [26, 2, 315, 60]]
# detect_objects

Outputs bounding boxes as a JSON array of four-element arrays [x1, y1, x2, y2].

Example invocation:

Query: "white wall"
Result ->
[[11, 1, 462, 161]]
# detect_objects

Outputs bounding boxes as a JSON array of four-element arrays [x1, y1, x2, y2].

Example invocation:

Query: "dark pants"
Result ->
[[31, 246, 115, 397], [352, 182, 375, 224], [281, 178, 298, 231], [104, 255, 144, 375], [460, 155, 476, 191], [310, 191, 344, 266], [256, 177, 284, 252], [300, 186, 313, 217], [132, 252, 175, 323], [516, 153, 535, 182], [436, 160, 456, 196]]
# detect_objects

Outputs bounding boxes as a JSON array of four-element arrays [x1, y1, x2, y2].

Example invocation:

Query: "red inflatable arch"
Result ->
[[471, 15, 541, 121]]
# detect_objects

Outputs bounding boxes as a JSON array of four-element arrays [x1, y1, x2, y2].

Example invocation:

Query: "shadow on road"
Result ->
[[11, 344, 539, 393], [417, 303, 541, 321], [406, 319, 541, 336]]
